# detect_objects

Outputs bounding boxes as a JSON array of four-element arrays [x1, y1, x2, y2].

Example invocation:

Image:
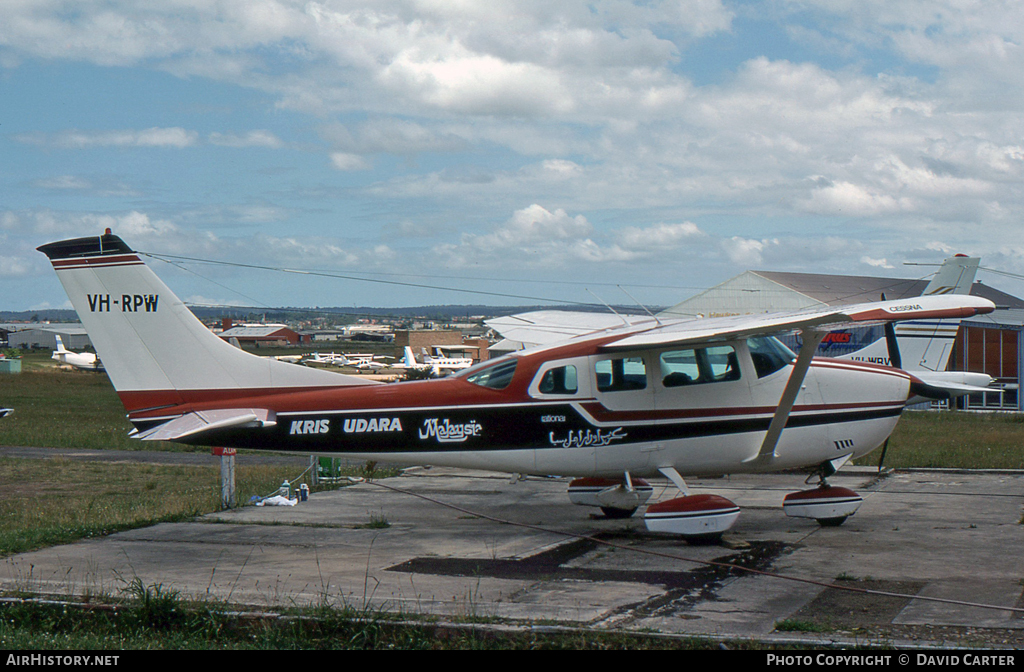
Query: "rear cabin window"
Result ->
[[538, 365, 578, 395], [659, 345, 740, 387], [595, 357, 647, 392]]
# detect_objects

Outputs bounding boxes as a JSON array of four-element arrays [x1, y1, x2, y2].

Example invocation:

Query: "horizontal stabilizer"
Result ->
[[909, 379, 996, 401], [907, 370, 997, 401], [136, 408, 276, 442]]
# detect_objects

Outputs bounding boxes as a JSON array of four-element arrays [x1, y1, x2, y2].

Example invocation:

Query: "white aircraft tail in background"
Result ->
[[51, 334, 104, 372], [824, 255, 994, 398], [834, 255, 979, 371]]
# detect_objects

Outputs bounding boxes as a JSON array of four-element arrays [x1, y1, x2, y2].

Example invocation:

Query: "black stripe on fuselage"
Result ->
[[150, 402, 904, 453]]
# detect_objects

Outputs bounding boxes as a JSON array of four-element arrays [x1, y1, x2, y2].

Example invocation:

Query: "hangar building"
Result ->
[[218, 321, 310, 347], [4, 324, 93, 351]]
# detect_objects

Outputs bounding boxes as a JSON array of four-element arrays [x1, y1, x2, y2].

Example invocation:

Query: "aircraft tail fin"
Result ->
[[922, 255, 979, 296], [53, 334, 69, 353], [38, 232, 378, 415], [907, 254, 981, 371]]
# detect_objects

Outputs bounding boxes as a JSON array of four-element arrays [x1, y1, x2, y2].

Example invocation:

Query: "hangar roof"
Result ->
[[755, 271, 1024, 309]]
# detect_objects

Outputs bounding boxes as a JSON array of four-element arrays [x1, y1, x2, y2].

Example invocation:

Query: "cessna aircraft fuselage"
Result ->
[[125, 334, 908, 479]]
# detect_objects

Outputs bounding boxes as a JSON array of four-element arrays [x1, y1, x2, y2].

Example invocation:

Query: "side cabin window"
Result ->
[[746, 336, 795, 378], [659, 345, 740, 387], [538, 365, 578, 395], [464, 358, 518, 390], [596, 357, 647, 392]]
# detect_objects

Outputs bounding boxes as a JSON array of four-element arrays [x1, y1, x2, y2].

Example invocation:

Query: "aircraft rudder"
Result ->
[[922, 254, 980, 296]]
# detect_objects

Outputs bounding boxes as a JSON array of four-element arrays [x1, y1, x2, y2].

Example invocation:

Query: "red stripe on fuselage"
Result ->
[[576, 399, 905, 424]]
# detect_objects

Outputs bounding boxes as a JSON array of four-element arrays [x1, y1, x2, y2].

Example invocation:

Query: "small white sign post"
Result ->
[[213, 446, 237, 509]]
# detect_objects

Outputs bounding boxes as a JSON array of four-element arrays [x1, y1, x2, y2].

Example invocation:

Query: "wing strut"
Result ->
[[746, 329, 826, 467]]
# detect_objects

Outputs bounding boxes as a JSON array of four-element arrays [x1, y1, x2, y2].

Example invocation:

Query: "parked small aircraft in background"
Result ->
[[51, 334, 103, 371], [302, 352, 349, 366], [397, 346, 474, 376], [303, 351, 391, 369], [348, 353, 394, 370], [0, 408, 12, 419], [39, 231, 995, 539]]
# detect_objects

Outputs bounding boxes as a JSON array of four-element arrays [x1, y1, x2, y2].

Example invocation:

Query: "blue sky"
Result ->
[[4, 1, 1024, 311]]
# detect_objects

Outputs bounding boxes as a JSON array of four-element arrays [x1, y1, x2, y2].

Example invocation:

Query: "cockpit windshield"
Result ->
[[460, 356, 518, 390], [746, 336, 796, 378]]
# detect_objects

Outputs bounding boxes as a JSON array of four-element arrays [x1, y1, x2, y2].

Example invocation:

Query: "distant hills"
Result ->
[[1, 304, 655, 324]]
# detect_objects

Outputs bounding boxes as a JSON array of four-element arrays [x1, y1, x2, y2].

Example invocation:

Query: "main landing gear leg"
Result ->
[[782, 459, 863, 527], [643, 467, 740, 542]]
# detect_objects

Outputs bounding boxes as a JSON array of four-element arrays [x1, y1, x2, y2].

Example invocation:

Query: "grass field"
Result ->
[[0, 363, 143, 451], [859, 409, 1024, 470], [0, 457, 333, 557]]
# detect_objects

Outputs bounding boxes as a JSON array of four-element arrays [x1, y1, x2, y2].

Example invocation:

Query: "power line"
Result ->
[[141, 251, 711, 292], [140, 251, 602, 309]]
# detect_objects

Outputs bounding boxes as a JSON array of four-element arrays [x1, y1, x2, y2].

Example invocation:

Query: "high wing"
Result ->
[[486, 295, 993, 354], [596, 295, 994, 351], [494, 295, 995, 357]]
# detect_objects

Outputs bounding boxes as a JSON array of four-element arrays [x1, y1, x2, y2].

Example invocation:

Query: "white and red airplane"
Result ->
[[396, 346, 474, 376], [38, 231, 995, 539]]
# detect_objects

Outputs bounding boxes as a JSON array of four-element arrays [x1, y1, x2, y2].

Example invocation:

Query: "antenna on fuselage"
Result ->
[[617, 284, 662, 326], [585, 288, 631, 327]]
